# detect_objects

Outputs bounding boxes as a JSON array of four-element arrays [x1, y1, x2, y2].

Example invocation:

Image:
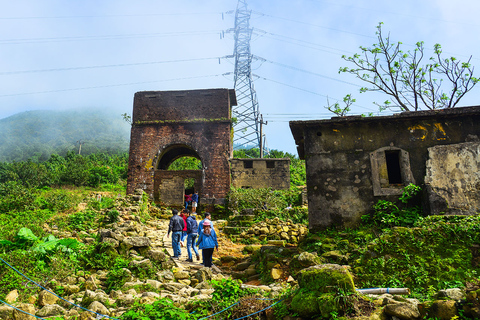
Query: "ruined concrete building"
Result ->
[[290, 106, 480, 231], [127, 88, 290, 206]]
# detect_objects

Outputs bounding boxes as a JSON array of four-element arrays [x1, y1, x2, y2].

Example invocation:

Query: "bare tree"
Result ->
[[339, 22, 479, 112]]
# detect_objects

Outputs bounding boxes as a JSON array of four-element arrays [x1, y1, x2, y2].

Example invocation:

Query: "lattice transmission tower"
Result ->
[[229, 0, 264, 151]]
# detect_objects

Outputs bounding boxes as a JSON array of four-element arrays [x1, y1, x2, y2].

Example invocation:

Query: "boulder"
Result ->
[[435, 288, 465, 301], [297, 264, 355, 293], [428, 300, 458, 320], [5, 289, 18, 303], [271, 268, 283, 280], [174, 270, 190, 280], [0, 306, 13, 320], [38, 290, 59, 306], [12, 303, 36, 320], [384, 302, 420, 320], [36, 304, 66, 317], [88, 301, 109, 316], [195, 267, 214, 283], [290, 264, 356, 318], [296, 252, 321, 267]]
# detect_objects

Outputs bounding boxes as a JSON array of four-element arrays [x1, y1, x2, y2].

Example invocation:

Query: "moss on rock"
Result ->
[[297, 264, 355, 294]]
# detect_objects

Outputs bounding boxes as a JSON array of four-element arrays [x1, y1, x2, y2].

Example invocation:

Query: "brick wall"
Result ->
[[230, 158, 291, 190], [127, 89, 235, 203]]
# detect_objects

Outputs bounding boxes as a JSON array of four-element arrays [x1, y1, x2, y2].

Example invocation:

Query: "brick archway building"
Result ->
[[126, 88, 236, 205]]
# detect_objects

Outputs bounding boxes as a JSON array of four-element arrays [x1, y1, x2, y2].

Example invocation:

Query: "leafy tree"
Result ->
[[167, 156, 202, 170], [340, 22, 479, 112], [325, 94, 355, 117]]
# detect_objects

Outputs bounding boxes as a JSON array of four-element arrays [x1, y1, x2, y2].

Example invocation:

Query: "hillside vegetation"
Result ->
[[0, 109, 130, 162], [1, 152, 480, 319]]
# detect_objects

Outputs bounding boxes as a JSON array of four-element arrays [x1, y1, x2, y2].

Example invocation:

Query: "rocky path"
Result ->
[[150, 218, 221, 273]]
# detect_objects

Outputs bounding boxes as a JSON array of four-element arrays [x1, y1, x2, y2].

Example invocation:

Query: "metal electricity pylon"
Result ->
[[229, 0, 263, 151]]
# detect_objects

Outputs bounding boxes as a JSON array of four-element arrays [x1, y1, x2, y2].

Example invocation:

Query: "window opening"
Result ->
[[184, 178, 195, 195], [244, 160, 253, 168], [266, 161, 275, 168], [385, 150, 402, 185]]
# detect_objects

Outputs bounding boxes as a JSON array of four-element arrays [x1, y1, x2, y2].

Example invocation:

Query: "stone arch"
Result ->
[[156, 143, 202, 170], [126, 88, 236, 206], [153, 143, 203, 205]]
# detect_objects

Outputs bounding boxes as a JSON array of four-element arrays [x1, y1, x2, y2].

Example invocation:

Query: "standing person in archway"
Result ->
[[185, 193, 192, 209], [196, 221, 218, 267], [191, 191, 199, 214]]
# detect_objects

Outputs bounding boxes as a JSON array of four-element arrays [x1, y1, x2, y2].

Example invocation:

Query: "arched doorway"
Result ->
[[154, 144, 203, 206]]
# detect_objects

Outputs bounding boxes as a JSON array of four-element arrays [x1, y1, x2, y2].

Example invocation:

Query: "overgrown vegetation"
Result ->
[[2, 150, 480, 319]]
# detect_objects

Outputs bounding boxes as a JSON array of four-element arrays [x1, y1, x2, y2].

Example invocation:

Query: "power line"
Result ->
[[251, 11, 376, 40], [0, 74, 223, 97], [0, 12, 223, 20], [0, 30, 222, 45], [254, 55, 362, 87], [256, 75, 377, 112], [0, 57, 221, 75]]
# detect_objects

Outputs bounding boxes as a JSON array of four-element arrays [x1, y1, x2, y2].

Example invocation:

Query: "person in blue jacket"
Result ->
[[197, 212, 214, 265], [186, 211, 200, 262], [196, 220, 218, 267]]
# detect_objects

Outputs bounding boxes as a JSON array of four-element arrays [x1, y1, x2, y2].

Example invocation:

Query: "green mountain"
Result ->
[[0, 109, 131, 162]]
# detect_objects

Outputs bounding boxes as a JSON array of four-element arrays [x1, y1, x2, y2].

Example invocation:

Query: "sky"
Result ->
[[1, 0, 480, 154]]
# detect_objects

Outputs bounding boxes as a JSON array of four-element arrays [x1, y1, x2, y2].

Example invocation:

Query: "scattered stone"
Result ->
[[5, 289, 18, 303], [36, 304, 66, 317], [38, 290, 59, 306]]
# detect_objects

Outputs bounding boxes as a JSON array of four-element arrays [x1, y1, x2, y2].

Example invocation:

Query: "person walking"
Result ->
[[167, 209, 184, 259], [186, 211, 200, 262], [191, 191, 199, 213], [197, 212, 214, 234], [196, 221, 218, 267], [197, 212, 214, 264], [180, 209, 188, 247]]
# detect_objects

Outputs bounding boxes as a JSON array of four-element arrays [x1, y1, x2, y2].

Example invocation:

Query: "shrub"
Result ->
[[120, 298, 194, 320]]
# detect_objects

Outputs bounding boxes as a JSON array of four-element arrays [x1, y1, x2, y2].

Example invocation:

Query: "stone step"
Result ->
[[227, 220, 255, 228], [230, 214, 256, 222], [223, 226, 249, 235]]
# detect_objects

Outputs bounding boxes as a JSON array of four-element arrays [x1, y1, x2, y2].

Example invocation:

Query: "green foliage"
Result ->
[[226, 187, 302, 213], [105, 258, 131, 293], [120, 298, 194, 320], [340, 22, 479, 112], [106, 209, 120, 224], [325, 94, 355, 117], [0, 181, 37, 212], [254, 207, 308, 225], [168, 156, 202, 170], [364, 184, 422, 227], [66, 210, 100, 232], [0, 228, 82, 261], [0, 152, 128, 190], [77, 242, 119, 270], [301, 215, 480, 297], [0, 209, 54, 242]]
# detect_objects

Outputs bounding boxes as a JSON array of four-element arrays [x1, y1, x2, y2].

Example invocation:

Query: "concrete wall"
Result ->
[[127, 89, 235, 204], [290, 106, 480, 231], [230, 158, 291, 190], [425, 141, 480, 215]]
